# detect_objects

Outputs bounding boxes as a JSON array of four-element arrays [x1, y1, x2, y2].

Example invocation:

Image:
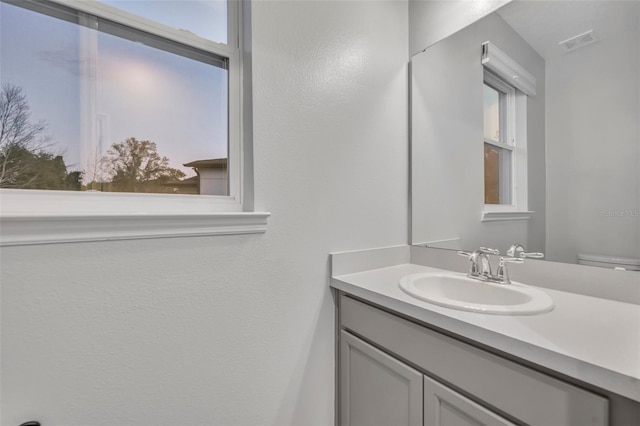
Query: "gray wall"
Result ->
[[411, 11, 546, 254], [409, 0, 511, 56], [0, 1, 410, 424], [545, 16, 640, 263]]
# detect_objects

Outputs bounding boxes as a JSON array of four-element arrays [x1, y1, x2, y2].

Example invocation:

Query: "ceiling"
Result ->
[[497, 0, 640, 60]]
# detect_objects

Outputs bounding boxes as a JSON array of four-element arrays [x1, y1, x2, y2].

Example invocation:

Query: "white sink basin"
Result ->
[[399, 272, 554, 315]]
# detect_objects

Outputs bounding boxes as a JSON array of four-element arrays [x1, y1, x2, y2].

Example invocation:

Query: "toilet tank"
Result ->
[[577, 254, 640, 271]]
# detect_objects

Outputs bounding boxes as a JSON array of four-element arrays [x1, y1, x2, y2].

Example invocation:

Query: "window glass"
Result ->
[[484, 144, 512, 205], [98, 0, 228, 44], [1, 1, 228, 195], [483, 84, 500, 143]]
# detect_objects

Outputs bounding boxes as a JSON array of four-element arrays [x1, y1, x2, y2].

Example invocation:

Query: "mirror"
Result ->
[[410, 0, 640, 271]]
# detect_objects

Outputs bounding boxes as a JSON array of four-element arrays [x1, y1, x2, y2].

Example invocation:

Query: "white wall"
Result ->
[[0, 1, 409, 424], [411, 12, 546, 255], [409, 0, 511, 56], [545, 14, 640, 263]]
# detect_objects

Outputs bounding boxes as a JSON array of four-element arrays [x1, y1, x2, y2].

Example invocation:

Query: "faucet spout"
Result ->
[[468, 250, 492, 280]]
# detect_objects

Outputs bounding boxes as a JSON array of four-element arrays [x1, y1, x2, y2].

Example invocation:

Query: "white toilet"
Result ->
[[577, 254, 640, 271]]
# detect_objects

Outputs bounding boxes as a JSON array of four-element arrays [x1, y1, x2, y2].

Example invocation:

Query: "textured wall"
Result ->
[[545, 8, 640, 263], [0, 1, 409, 424], [409, 0, 511, 56]]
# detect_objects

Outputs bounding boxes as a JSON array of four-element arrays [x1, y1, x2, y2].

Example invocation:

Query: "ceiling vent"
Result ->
[[559, 30, 598, 53]]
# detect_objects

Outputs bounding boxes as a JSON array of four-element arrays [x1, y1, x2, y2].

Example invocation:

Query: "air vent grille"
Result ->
[[559, 30, 598, 53]]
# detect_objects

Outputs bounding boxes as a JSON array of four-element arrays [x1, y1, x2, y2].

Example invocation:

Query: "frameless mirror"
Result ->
[[410, 0, 640, 271]]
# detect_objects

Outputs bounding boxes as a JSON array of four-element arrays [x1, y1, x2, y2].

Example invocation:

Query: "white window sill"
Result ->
[[481, 211, 534, 222], [0, 212, 270, 246], [0, 189, 269, 246]]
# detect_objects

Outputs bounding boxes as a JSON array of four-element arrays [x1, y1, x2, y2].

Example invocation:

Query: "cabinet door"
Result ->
[[424, 375, 516, 426], [340, 331, 422, 426]]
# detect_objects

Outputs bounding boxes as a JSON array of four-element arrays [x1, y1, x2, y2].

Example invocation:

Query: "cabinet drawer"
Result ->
[[340, 295, 608, 426]]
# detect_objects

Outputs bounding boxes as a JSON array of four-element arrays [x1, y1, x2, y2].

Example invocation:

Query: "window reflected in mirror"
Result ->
[[483, 84, 500, 142], [484, 143, 511, 204], [483, 74, 515, 205]]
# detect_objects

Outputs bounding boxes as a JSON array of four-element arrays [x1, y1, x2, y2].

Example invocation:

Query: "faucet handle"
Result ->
[[457, 251, 472, 258], [507, 244, 544, 259], [520, 251, 544, 259], [495, 256, 523, 284], [479, 247, 500, 255], [506, 244, 525, 257]]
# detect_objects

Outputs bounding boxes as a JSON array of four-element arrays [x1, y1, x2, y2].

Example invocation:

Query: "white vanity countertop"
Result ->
[[331, 263, 640, 402]]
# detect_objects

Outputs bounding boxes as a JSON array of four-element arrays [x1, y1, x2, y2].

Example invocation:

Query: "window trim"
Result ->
[[481, 41, 536, 97], [0, 0, 268, 246], [0, 210, 270, 246], [481, 210, 534, 222]]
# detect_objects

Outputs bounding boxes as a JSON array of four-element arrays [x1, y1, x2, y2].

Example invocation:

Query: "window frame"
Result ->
[[481, 70, 530, 221], [0, 0, 268, 246]]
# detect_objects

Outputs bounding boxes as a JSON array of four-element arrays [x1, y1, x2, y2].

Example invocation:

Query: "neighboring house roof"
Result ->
[[183, 158, 227, 169]]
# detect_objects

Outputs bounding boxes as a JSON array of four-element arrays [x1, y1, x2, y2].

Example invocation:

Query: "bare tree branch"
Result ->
[[0, 83, 78, 189]]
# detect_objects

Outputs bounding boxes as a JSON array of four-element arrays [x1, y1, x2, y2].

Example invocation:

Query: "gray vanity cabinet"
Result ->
[[338, 293, 610, 426], [341, 328, 515, 426]]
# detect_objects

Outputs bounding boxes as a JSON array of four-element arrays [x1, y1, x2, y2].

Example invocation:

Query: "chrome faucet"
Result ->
[[458, 244, 544, 284], [458, 247, 499, 281], [469, 250, 492, 279]]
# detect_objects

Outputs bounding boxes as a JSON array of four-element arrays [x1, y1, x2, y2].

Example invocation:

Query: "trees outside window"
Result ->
[[99, 138, 186, 193], [0, 83, 81, 190]]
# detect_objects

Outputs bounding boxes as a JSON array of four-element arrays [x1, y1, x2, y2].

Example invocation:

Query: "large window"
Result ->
[[0, 0, 266, 245], [1, 0, 237, 197]]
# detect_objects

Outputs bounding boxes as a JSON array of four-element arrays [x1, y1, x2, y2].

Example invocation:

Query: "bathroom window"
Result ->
[[483, 71, 515, 205], [1, 0, 237, 196], [481, 68, 529, 220], [0, 0, 267, 245]]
